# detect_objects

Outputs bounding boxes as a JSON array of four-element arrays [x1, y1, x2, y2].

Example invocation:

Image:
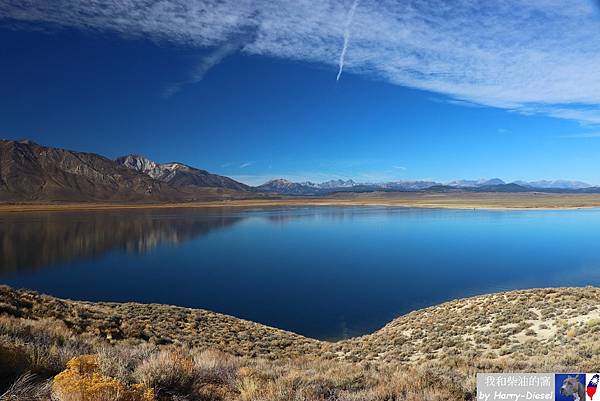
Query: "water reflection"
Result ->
[[0, 209, 242, 274]]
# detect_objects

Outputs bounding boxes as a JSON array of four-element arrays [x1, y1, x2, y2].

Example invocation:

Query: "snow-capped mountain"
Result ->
[[115, 154, 250, 191], [378, 181, 441, 190], [256, 179, 318, 195], [447, 178, 505, 187], [255, 176, 600, 195], [513, 180, 592, 190]]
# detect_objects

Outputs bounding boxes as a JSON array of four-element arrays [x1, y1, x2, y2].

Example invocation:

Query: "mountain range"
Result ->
[[0, 139, 253, 202], [1, 139, 598, 202], [256, 177, 599, 195]]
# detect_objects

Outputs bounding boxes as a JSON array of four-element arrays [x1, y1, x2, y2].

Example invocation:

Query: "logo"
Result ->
[[587, 374, 599, 400], [476, 373, 600, 401]]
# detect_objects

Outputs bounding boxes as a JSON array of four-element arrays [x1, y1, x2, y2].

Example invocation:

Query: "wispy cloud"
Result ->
[[555, 132, 600, 139], [3, 0, 600, 123], [165, 43, 240, 97], [239, 162, 253, 168], [392, 165, 406, 170]]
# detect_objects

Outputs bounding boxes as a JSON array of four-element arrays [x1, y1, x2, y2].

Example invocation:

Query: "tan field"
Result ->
[[3, 192, 600, 213]]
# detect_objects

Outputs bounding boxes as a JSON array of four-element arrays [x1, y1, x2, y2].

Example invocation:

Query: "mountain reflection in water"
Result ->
[[0, 209, 243, 274]]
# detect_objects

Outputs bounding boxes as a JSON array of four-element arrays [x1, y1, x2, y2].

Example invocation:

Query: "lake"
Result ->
[[1, 206, 600, 340]]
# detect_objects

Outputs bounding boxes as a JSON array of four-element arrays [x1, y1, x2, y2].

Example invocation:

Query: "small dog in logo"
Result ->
[[560, 375, 585, 401]]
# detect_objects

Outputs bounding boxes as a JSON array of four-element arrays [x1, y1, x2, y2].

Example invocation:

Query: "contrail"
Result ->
[[336, 0, 360, 81]]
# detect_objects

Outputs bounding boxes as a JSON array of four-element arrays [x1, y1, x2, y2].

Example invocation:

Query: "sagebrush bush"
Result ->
[[97, 343, 155, 384], [133, 348, 196, 396], [0, 316, 92, 377], [192, 349, 238, 386]]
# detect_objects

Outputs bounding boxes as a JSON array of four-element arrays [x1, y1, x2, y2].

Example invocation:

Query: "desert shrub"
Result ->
[[52, 355, 155, 401], [133, 348, 196, 396], [97, 343, 155, 384], [587, 319, 600, 328], [0, 316, 92, 376], [192, 349, 237, 386]]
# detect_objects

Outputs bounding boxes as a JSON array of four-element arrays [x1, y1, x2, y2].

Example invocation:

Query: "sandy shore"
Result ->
[[2, 192, 600, 212]]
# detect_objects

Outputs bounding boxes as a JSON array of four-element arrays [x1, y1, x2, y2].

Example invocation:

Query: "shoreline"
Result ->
[[3, 192, 600, 212]]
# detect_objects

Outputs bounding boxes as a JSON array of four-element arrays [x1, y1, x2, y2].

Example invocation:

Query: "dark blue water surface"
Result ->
[[2, 206, 600, 340]]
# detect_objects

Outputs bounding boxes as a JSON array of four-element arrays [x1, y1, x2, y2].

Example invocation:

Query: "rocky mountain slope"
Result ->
[[255, 179, 319, 195], [0, 140, 252, 202], [116, 154, 249, 191], [0, 140, 183, 202]]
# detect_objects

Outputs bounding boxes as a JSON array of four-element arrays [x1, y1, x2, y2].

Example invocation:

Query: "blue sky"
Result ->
[[1, 0, 600, 186]]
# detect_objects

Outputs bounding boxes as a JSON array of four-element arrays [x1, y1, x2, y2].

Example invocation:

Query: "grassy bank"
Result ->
[[1, 286, 600, 400]]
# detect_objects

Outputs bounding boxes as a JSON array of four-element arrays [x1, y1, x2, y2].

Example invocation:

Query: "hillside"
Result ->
[[0, 140, 253, 202], [115, 155, 250, 192], [1, 286, 599, 400], [2, 286, 598, 365]]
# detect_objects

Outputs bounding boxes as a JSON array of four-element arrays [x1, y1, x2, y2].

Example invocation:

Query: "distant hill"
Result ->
[[0, 140, 252, 202], [468, 183, 530, 193]]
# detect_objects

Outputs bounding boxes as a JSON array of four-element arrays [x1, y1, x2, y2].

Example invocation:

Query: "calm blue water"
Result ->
[[1, 206, 600, 340]]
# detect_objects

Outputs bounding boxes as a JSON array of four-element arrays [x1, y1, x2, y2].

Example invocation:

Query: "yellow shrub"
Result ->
[[52, 355, 155, 401]]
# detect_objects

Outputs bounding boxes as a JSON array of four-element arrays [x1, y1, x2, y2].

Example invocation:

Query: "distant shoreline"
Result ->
[[3, 192, 600, 212]]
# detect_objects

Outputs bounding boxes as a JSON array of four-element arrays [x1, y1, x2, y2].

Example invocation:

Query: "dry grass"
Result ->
[[0, 373, 52, 401], [2, 286, 600, 400], [4, 192, 600, 213]]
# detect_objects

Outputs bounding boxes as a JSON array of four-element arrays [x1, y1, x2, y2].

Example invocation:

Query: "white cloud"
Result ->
[[2, 0, 600, 123], [239, 162, 253, 168], [392, 165, 406, 170]]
